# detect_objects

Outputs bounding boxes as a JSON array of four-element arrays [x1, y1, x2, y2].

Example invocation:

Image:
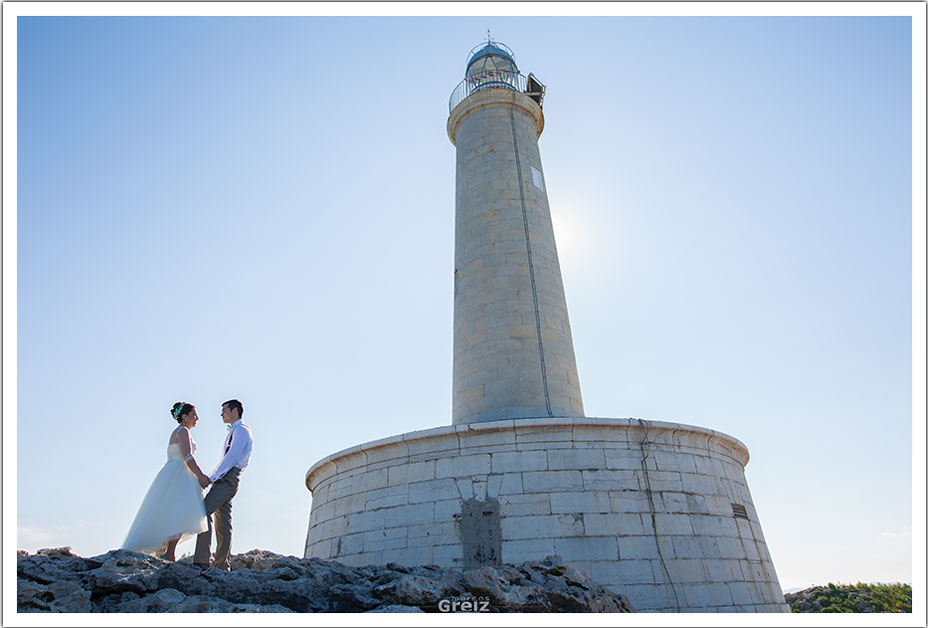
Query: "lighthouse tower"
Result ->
[[448, 41, 583, 424], [303, 40, 789, 613]]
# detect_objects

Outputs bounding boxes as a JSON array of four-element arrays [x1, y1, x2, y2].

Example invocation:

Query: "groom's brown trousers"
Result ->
[[193, 467, 241, 570]]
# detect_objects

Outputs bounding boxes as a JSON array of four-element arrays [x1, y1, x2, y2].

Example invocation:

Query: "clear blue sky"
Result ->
[[12, 13, 917, 593]]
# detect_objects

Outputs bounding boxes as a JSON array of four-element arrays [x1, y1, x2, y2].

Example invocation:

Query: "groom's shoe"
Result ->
[[192, 562, 210, 571]]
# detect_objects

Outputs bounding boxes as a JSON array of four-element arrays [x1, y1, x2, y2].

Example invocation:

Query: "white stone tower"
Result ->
[[448, 41, 583, 424], [303, 40, 790, 613]]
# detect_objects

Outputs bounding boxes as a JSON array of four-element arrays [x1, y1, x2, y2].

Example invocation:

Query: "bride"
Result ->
[[122, 402, 211, 561]]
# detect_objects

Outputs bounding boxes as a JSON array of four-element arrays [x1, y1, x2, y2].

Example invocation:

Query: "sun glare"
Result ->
[[551, 209, 574, 258]]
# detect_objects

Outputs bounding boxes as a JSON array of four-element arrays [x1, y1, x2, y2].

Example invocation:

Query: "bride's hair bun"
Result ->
[[171, 402, 194, 423]]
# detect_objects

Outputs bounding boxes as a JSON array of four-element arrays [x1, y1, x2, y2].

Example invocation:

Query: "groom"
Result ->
[[193, 399, 253, 571]]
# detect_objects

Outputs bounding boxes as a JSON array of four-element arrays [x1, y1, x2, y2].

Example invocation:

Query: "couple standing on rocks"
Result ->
[[121, 399, 253, 570]]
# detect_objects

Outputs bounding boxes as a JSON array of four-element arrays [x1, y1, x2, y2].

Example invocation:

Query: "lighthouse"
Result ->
[[448, 41, 583, 424], [303, 40, 789, 613]]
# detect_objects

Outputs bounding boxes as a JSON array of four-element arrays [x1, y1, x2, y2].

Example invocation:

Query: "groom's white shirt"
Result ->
[[210, 418, 253, 483]]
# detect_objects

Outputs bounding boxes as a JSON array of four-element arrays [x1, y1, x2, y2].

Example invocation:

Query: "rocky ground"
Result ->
[[17, 547, 635, 613]]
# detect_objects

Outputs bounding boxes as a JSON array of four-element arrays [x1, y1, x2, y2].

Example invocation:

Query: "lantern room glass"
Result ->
[[465, 43, 520, 92]]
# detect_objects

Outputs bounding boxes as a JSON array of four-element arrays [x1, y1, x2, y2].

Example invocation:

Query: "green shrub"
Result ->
[[786, 583, 911, 613]]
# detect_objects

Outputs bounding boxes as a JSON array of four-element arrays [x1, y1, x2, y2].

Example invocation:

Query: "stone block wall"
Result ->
[[304, 418, 789, 612], [447, 89, 584, 424]]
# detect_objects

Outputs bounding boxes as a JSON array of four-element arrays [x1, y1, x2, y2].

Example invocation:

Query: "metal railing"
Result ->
[[449, 70, 531, 112]]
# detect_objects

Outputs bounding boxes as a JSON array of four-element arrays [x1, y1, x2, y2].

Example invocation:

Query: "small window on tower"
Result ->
[[531, 166, 544, 191]]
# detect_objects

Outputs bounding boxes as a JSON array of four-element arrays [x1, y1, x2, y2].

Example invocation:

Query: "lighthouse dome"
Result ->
[[465, 40, 518, 79]]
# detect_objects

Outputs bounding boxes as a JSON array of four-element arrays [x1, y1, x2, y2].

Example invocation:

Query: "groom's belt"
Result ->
[[219, 467, 243, 480]]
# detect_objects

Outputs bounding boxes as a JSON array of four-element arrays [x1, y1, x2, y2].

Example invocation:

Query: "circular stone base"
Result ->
[[303, 417, 789, 612]]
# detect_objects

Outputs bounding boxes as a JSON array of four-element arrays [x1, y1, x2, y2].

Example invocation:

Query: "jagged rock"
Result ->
[[18, 548, 635, 613], [375, 574, 446, 607], [366, 604, 425, 612], [116, 588, 186, 612], [155, 561, 214, 596], [115, 587, 295, 613], [91, 551, 164, 596], [37, 546, 77, 557], [17, 578, 93, 613]]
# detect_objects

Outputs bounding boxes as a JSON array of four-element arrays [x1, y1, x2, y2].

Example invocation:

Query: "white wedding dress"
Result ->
[[122, 431, 209, 555]]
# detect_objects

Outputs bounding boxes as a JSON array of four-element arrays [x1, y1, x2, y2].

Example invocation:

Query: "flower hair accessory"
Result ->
[[172, 403, 187, 420]]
